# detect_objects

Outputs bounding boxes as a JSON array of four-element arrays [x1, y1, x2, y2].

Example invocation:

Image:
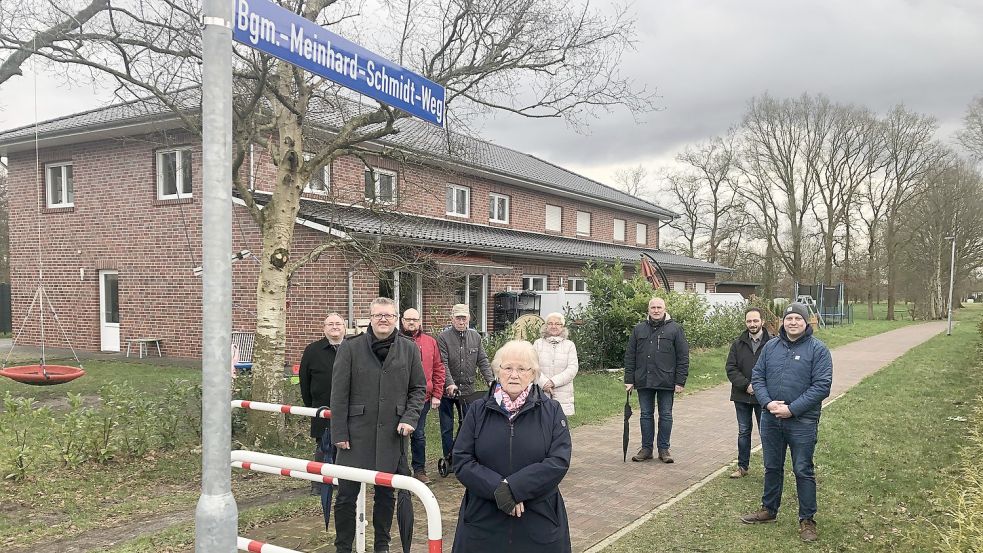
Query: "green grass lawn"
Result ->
[[603, 305, 982, 552]]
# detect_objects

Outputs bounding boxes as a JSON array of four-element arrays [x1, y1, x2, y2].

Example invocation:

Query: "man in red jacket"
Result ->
[[401, 307, 446, 484]]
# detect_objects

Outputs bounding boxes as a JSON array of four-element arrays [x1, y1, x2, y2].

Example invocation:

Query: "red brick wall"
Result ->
[[6, 134, 713, 361]]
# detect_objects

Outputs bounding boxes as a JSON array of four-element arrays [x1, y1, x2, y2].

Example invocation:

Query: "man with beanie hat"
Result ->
[[740, 302, 832, 543]]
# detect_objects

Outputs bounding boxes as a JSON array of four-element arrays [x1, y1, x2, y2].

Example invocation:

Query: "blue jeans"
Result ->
[[637, 388, 674, 451], [316, 426, 337, 529], [438, 395, 468, 458], [411, 401, 432, 472], [734, 402, 763, 470], [760, 412, 819, 520]]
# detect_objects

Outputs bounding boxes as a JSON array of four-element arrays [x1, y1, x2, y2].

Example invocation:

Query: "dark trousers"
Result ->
[[734, 402, 763, 470], [411, 401, 432, 472], [333, 442, 409, 553], [760, 412, 819, 520], [438, 396, 468, 458], [637, 388, 674, 451]]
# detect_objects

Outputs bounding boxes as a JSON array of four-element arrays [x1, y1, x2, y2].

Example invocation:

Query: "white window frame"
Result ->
[[545, 204, 562, 232], [566, 277, 587, 292], [636, 222, 648, 245], [303, 152, 330, 195], [576, 211, 591, 236], [613, 218, 626, 241], [364, 167, 397, 204], [522, 275, 548, 292], [673, 281, 686, 292], [489, 193, 510, 224], [457, 274, 489, 332], [446, 184, 471, 218], [45, 162, 74, 208], [156, 148, 193, 200], [695, 282, 707, 294]]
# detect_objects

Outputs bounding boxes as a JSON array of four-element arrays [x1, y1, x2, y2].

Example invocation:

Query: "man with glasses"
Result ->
[[331, 298, 427, 553], [400, 307, 445, 484], [298, 313, 347, 525], [436, 303, 494, 464]]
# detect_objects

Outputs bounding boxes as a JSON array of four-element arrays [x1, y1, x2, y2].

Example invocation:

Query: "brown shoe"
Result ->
[[413, 470, 431, 485], [631, 448, 653, 462], [740, 507, 777, 524], [799, 519, 818, 542], [729, 467, 748, 478], [658, 449, 674, 463]]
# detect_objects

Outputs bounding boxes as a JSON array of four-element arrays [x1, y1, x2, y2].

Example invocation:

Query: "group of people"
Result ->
[[298, 295, 833, 552], [298, 299, 580, 553]]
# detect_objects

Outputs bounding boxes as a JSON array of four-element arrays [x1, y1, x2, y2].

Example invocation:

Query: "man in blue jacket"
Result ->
[[741, 302, 832, 543]]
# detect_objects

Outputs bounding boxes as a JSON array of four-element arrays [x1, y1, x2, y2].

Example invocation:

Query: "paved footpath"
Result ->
[[205, 322, 949, 553]]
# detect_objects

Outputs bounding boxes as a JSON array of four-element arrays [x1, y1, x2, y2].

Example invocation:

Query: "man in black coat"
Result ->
[[331, 297, 427, 553], [298, 313, 347, 520], [624, 296, 690, 463], [724, 307, 771, 478]]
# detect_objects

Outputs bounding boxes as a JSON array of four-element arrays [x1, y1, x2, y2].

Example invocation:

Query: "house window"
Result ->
[[364, 167, 397, 203], [673, 281, 686, 292], [636, 223, 648, 245], [576, 211, 591, 236], [522, 275, 547, 292], [446, 184, 470, 217], [45, 162, 74, 208], [489, 193, 510, 223], [695, 282, 707, 294], [379, 271, 421, 314], [455, 274, 488, 332], [566, 277, 587, 292], [613, 219, 626, 241], [545, 205, 562, 232], [157, 148, 193, 200], [303, 152, 330, 195]]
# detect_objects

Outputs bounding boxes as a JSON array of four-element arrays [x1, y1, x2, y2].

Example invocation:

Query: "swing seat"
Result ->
[[0, 365, 85, 385]]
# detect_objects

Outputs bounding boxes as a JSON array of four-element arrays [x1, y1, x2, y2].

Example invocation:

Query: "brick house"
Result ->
[[0, 98, 728, 361]]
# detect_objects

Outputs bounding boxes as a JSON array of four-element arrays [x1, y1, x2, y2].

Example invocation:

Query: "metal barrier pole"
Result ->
[[237, 536, 304, 553], [357, 482, 367, 553], [231, 450, 443, 553]]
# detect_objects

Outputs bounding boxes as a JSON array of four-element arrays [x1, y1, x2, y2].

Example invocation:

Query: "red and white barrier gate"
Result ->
[[231, 400, 443, 553]]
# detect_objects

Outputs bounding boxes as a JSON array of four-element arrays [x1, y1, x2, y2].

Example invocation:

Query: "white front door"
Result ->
[[99, 270, 120, 352]]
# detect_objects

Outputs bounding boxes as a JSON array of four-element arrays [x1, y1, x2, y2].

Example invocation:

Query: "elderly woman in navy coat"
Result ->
[[451, 340, 572, 553]]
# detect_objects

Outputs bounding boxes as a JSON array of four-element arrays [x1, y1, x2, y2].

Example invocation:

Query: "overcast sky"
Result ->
[[2, 0, 982, 186]]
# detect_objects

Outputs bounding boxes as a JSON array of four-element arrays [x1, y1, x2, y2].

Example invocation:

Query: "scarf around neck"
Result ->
[[369, 325, 397, 363], [494, 383, 533, 420]]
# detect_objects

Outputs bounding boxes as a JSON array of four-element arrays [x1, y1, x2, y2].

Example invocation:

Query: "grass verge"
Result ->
[[602, 306, 982, 552]]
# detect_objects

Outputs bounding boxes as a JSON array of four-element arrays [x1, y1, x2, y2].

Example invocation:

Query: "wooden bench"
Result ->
[[894, 308, 908, 320], [126, 337, 162, 358]]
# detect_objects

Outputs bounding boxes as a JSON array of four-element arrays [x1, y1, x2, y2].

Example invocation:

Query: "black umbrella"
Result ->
[[396, 436, 414, 553], [623, 390, 633, 462]]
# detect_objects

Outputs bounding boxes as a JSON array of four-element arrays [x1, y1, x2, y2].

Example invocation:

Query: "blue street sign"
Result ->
[[233, 0, 446, 127]]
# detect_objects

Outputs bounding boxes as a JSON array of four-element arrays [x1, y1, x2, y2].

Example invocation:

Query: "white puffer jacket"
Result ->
[[534, 337, 579, 416]]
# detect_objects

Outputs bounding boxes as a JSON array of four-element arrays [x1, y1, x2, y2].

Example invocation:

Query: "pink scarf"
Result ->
[[494, 383, 532, 420]]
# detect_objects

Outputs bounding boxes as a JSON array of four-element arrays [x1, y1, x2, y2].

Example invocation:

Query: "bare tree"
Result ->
[[738, 93, 816, 283], [1, 0, 653, 444], [612, 164, 649, 197], [805, 102, 884, 284], [958, 94, 983, 162], [880, 105, 946, 320], [675, 133, 741, 264], [661, 170, 702, 257]]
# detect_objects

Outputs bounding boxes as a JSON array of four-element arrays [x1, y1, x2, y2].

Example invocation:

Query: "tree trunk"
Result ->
[[247, 82, 307, 447], [866, 223, 876, 320], [885, 218, 903, 321]]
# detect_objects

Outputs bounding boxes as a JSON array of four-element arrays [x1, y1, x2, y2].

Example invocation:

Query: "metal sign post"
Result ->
[[196, 0, 237, 550]]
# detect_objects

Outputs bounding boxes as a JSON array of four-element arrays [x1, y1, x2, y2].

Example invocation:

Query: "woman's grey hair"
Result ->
[[491, 340, 541, 381], [539, 312, 569, 340]]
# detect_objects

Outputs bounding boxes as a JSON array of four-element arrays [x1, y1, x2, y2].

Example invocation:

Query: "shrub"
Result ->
[[0, 393, 51, 480]]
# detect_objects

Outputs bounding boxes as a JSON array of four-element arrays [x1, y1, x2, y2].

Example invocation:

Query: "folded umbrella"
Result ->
[[623, 390, 633, 462], [396, 435, 414, 553]]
